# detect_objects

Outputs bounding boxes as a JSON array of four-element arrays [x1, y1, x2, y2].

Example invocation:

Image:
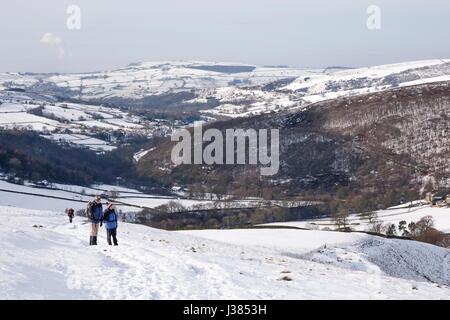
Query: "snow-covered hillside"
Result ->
[[0, 179, 209, 213], [282, 59, 450, 102], [0, 61, 311, 100], [1, 206, 449, 299], [2, 60, 448, 120], [0, 99, 176, 151], [199, 59, 450, 117]]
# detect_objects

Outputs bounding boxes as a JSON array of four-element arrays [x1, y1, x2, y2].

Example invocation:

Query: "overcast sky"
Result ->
[[0, 0, 449, 73]]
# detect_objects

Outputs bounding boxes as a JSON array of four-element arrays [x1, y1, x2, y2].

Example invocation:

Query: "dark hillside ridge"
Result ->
[[0, 131, 165, 192], [138, 81, 450, 208]]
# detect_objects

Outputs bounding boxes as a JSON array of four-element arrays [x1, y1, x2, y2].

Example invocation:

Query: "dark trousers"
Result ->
[[69, 216, 73, 223], [107, 228, 118, 246]]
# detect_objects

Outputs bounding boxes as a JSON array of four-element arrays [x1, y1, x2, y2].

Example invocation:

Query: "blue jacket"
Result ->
[[103, 209, 118, 230], [89, 202, 103, 223]]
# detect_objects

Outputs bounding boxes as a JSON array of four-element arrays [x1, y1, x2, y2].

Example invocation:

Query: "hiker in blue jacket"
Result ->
[[86, 195, 103, 246], [103, 203, 118, 246]]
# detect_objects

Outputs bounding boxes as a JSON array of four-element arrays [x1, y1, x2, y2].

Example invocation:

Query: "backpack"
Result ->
[[104, 209, 118, 229], [86, 201, 95, 220]]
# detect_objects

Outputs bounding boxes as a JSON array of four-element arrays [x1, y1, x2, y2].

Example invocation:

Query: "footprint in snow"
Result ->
[[278, 276, 293, 281]]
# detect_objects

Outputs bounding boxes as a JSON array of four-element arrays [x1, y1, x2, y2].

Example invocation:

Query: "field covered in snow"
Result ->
[[36, 61, 313, 99], [0, 100, 152, 152], [0, 178, 311, 215], [0, 99, 166, 152], [0, 205, 449, 299], [0, 179, 209, 213], [261, 204, 450, 234]]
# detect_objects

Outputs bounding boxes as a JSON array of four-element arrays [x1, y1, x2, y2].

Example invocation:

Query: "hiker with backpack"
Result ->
[[103, 203, 119, 246], [86, 195, 103, 246], [67, 208, 75, 223]]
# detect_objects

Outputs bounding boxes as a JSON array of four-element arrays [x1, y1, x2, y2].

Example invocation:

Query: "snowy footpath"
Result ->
[[0, 206, 449, 299]]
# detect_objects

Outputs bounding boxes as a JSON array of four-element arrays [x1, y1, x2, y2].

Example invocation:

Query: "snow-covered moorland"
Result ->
[[1, 206, 449, 299], [2, 60, 449, 121]]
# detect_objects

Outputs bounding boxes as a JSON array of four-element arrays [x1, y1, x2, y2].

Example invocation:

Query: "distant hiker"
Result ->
[[103, 203, 118, 246], [86, 195, 103, 246], [66, 208, 75, 223]]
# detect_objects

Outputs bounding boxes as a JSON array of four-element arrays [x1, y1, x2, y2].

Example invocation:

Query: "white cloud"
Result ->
[[40, 33, 65, 59], [40, 32, 62, 45]]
